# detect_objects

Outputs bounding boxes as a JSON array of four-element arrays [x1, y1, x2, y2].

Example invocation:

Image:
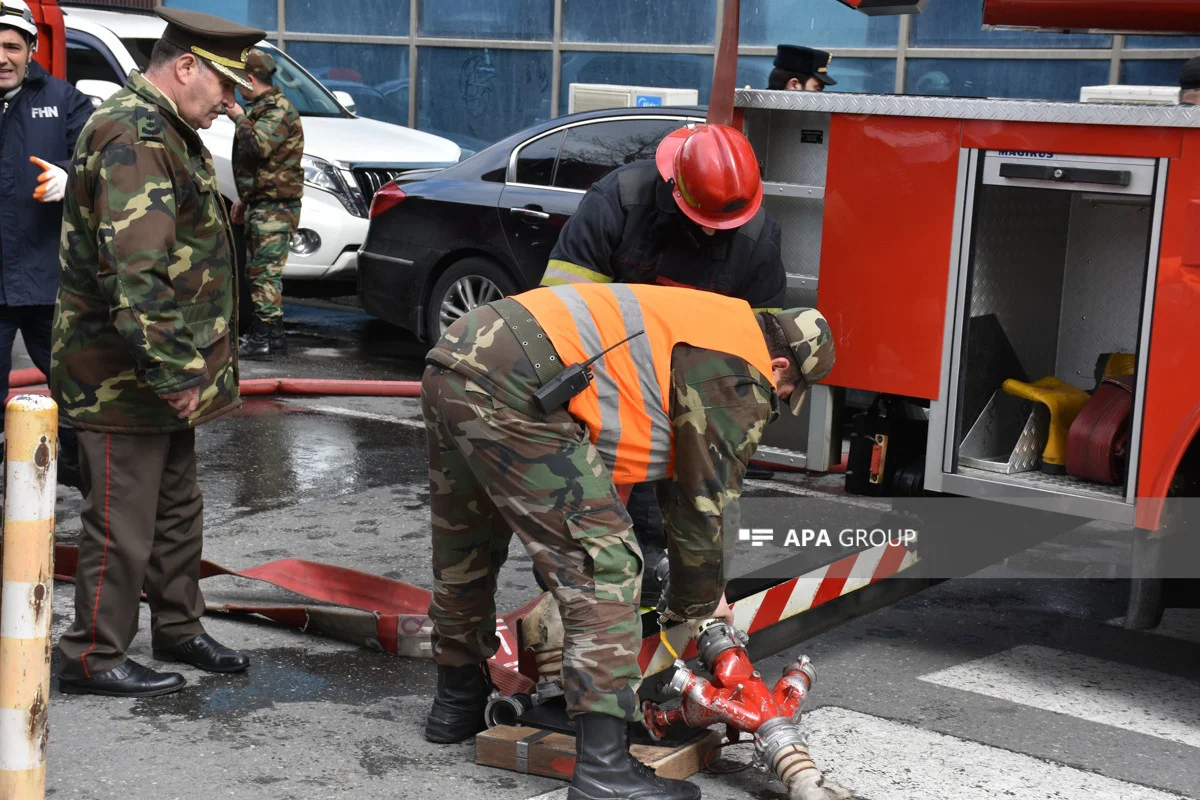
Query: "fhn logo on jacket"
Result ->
[[31, 106, 60, 119]]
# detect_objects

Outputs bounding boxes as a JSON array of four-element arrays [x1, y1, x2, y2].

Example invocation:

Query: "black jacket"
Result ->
[[0, 61, 93, 306], [544, 160, 788, 310]]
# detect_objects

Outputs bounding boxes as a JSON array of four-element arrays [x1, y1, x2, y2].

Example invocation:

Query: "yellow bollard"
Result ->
[[0, 395, 58, 799]]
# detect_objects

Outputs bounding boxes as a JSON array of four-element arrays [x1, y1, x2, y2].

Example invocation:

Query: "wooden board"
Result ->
[[475, 725, 720, 782]]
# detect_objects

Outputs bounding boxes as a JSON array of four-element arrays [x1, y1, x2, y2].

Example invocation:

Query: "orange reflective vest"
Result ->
[[513, 283, 775, 485]]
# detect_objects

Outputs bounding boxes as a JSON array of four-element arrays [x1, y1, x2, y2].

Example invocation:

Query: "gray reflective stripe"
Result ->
[[608, 285, 672, 479], [557, 286, 623, 462]]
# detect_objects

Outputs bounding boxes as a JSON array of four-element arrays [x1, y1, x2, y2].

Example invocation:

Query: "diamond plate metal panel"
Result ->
[[1055, 194, 1151, 388], [764, 195, 823, 285], [736, 90, 1200, 129], [967, 185, 1071, 383], [957, 466, 1125, 501]]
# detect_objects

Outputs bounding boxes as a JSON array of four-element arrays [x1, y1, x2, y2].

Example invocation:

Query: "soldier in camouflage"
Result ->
[[421, 283, 834, 800], [53, 8, 263, 699], [228, 47, 303, 360]]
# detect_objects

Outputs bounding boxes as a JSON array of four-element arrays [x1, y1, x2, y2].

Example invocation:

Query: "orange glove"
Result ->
[[30, 155, 68, 203]]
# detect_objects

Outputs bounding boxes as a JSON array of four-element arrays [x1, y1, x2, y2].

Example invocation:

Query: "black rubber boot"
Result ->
[[567, 713, 701, 800], [268, 319, 288, 355], [239, 319, 271, 360], [424, 663, 491, 743]]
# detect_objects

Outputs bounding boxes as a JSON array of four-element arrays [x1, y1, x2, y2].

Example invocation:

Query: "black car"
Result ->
[[357, 106, 705, 341]]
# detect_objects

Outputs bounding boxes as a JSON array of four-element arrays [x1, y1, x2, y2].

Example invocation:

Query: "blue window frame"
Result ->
[[162, 0, 277, 31], [420, 0, 553, 41], [1121, 60, 1190, 88], [737, 55, 895, 94], [910, 2, 1110, 49], [740, 0, 899, 48], [905, 59, 1110, 102], [560, 53, 713, 114], [286, 0, 409, 36], [1126, 35, 1200, 49], [286, 42, 409, 127], [418, 48, 552, 151], [563, 0, 715, 45]]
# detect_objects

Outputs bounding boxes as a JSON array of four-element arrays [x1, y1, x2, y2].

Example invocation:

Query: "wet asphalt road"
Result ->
[[18, 301, 1200, 799]]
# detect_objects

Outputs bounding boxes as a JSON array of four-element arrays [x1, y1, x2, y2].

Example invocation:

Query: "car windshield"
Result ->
[[120, 39, 347, 118]]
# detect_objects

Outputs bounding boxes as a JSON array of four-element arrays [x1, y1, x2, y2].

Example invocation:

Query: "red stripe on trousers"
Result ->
[[810, 553, 858, 608], [80, 434, 112, 679]]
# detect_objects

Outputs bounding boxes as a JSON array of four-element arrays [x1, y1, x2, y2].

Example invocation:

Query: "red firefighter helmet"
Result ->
[[655, 123, 763, 230]]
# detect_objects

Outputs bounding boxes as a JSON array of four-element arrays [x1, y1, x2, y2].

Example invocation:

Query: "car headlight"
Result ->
[[301, 154, 367, 218]]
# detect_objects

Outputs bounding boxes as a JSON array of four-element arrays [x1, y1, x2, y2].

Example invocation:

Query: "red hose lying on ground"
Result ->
[[6, 374, 424, 404]]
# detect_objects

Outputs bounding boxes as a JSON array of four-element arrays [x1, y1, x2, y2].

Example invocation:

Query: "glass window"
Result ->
[[418, 48, 552, 151], [560, 53, 713, 115], [285, 42, 408, 126], [1126, 35, 1200, 49], [740, 0, 899, 48], [66, 37, 125, 86], [286, 0, 409, 36], [563, 0, 715, 45], [905, 59, 1110, 101], [1121, 59, 1190, 88], [737, 55, 895, 94], [420, 0, 553, 40], [514, 131, 563, 186], [161, 0, 277, 31], [910, 2, 1110, 48], [554, 118, 689, 190]]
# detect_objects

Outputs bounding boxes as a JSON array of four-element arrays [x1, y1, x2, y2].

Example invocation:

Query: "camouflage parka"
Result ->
[[232, 85, 303, 204], [51, 71, 242, 433]]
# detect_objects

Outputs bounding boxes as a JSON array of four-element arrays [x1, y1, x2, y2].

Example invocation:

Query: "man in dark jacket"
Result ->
[[0, 0, 93, 487]]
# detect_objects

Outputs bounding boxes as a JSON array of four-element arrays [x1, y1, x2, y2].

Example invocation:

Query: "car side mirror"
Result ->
[[76, 79, 123, 108], [332, 90, 357, 114]]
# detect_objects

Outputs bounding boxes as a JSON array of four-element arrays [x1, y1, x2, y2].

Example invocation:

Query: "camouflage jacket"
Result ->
[[427, 304, 778, 619], [233, 86, 303, 204], [51, 71, 241, 434]]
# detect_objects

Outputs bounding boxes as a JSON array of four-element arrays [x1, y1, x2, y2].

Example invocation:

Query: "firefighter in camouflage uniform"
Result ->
[[228, 47, 303, 359], [421, 282, 834, 800], [52, 8, 261, 698]]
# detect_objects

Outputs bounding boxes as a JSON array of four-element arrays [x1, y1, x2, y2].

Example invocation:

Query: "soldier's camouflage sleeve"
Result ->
[[234, 104, 289, 160], [659, 345, 778, 619], [94, 139, 207, 395], [541, 172, 622, 286]]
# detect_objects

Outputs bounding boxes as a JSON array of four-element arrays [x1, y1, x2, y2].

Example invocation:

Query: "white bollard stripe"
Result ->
[[3, 460, 56, 523], [840, 542, 888, 595], [0, 581, 51, 640], [804, 707, 1182, 800], [0, 708, 43, 771], [919, 645, 1200, 749]]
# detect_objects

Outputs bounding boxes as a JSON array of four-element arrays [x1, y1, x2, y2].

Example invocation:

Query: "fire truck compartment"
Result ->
[[937, 150, 1167, 524]]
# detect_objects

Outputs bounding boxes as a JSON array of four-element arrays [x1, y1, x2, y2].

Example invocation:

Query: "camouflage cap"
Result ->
[[155, 7, 265, 92], [245, 48, 276, 81], [772, 308, 835, 415]]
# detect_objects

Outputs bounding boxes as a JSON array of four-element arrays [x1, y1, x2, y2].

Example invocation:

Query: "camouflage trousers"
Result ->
[[421, 364, 645, 721], [245, 200, 300, 323]]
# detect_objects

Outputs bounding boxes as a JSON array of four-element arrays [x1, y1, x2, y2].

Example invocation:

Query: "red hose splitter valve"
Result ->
[[642, 620, 851, 800]]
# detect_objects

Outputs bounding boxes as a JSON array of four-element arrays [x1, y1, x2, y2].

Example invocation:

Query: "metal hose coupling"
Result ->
[[484, 692, 535, 728], [757, 718, 853, 800], [779, 655, 816, 721], [694, 619, 741, 670]]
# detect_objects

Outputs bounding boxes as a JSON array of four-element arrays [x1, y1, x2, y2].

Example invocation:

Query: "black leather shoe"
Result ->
[[239, 320, 271, 360], [568, 713, 700, 800], [424, 663, 491, 743], [268, 319, 288, 355], [154, 633, 250, 673], [60, 659, 185, 697]]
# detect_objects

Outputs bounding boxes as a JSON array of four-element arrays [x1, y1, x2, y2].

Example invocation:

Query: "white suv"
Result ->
[[60, 5, 461, 283]]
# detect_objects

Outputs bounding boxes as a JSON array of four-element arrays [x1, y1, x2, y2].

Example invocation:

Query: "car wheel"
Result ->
[[425, 257, 519, 340]]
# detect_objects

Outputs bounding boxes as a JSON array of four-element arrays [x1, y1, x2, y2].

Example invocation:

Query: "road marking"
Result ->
[[802, 707, 1187, 800], [919, 644, 1200, 748], [283, 400, 425, 429], [529, 706, 1186, 800]]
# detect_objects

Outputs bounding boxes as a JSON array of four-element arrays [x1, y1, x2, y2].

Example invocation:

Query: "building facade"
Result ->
[[167, 0, 1200, 153]]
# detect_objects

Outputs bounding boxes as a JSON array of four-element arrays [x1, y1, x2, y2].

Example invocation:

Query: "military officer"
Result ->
[[227, 47, 303, 360], [420, 282, 834, 800], [53, 8, 263, 697], [769, 45, 838, 91]]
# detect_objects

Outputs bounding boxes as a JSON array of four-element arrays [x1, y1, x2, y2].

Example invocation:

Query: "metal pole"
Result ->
[[0, 395, 59, 799]]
